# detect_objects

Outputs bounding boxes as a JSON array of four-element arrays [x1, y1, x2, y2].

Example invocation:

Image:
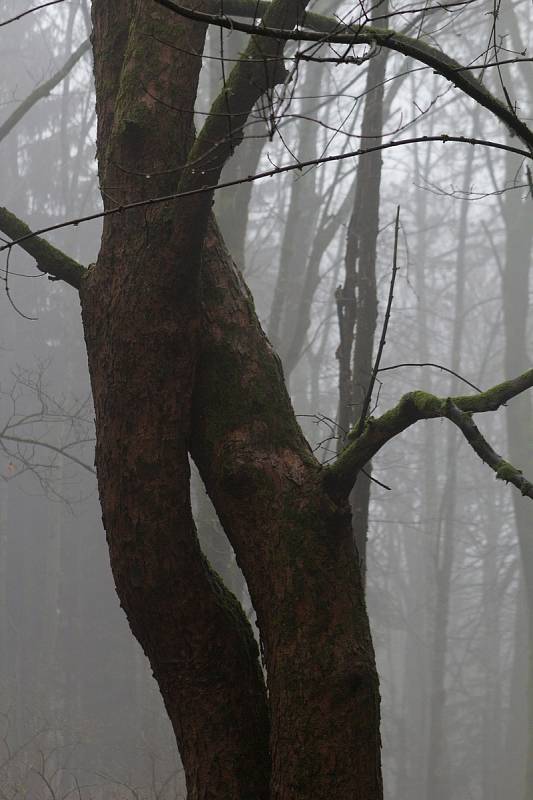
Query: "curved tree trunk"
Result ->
[[82, 2, 383, 798]]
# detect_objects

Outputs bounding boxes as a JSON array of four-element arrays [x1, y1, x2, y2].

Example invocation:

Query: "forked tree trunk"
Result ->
[[81, 3, 383, 799]]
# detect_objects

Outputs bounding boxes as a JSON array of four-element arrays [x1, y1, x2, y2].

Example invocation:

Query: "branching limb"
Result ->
[[0, 39, 90, 143], [1, 434, 95, 475], [325, 367, 533, 494], [0, 136, 529, 257], [178, 0, 310, 200], [443, 400, 533, 498], [155, 0, 533, 152], [0, 207, 86, 289]]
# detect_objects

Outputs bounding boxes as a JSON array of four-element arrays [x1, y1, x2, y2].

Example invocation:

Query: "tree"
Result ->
[[1, 1, 533, 797]]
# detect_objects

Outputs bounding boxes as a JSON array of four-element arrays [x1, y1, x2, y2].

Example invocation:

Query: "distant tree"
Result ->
[[1, 2, 533, 797]]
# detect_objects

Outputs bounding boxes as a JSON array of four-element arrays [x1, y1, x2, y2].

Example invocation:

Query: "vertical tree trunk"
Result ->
[[502, 147, 533, 800], [192, 221, 383, 799], [84, 5, 271, 796], [268, 66, 322, 352], [425, 114, 478, 800], [336, 5, 389, 579]]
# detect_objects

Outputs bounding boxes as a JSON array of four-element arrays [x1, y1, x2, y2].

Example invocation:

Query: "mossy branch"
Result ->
[[325, 367, 533, 495], [155, 0, 533, 152], [177, 0, 308, 199], [0, 207, 86, 290], [443, 400, 533, 498]]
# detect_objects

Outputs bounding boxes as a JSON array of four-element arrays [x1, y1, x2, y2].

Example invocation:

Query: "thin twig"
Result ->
[[1, 136, 530, 260], [0, 0, 64, 27], [354, 206, 401, 438], [361, 467, 391, 490], [377, 362, 482, 392]]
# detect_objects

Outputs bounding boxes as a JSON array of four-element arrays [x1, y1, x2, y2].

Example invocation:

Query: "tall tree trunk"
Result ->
[[502, 147, 533, 800], [425, 113, 478, 800], [336, 3, 389, 579], [84, 5, 270, 796], [193, 219, 383, 799], [83, 3, 383, 797], [268, 65, 322, 353]]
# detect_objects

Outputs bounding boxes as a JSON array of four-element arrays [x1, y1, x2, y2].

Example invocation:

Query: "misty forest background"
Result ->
[[0, 0, 532, 797]]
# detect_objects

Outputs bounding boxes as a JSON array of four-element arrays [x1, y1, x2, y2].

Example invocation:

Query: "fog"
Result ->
[[0, 0, 531, 797]]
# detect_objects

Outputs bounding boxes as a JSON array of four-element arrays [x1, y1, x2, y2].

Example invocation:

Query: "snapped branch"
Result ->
[[325, 368, 533, 495]]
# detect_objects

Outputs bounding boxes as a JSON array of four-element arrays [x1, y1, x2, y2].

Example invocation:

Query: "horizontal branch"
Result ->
[[155, 0, 533, 152], [1, 433, 96, 475], [377, 362, 482, 392], [325, 367, 533, 494], [1, 135, 530, 256], [0, 207, 86, 289]]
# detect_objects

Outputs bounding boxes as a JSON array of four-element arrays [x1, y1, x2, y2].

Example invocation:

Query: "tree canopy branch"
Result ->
[[0, 207, 86, 289], [155, 0, 533, 152], [325, 368, 533, 494]]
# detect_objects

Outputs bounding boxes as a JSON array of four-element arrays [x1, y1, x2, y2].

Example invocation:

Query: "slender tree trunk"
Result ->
[[481, 484, 503, 800], [336, 4, 388, 579], [213, 28, 265, 272], [425, 112, 478, 800], [496, 7, 533, 794], [268, 66, 322, 352], [502, 147, 533, 800]]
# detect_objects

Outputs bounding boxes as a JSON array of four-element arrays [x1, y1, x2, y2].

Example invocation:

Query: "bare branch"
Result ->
[[1, 434, 95, 475], [1, 135, 530, 257], [354, 205, 400, 438], [0, 367, 95, 500], [0, 0, 64, 27], [0, 39, 90, 143], [325, 367, 533, 494], [155, 0, 533, 151], [377, 362, 482, 392]]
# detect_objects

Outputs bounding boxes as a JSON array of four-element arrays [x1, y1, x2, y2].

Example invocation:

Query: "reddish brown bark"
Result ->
[[27, 1, 383, 797], [193, 222, 383, 798], [5, 1, 533, 796], [82, 4, 270, 798]]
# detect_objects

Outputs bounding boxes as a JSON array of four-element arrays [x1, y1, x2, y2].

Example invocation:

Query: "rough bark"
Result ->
[[194, 219, 383, 799], [4, 1, 533, 798], [83, 4, 270, 797]]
